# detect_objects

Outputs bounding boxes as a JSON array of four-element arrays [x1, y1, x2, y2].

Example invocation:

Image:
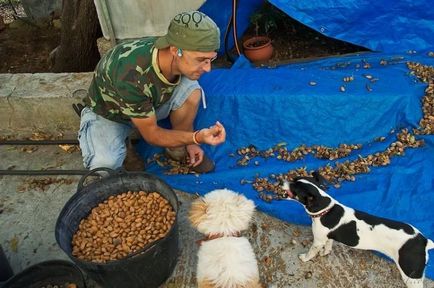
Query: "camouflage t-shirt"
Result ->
[[86, 38, 180, 124]]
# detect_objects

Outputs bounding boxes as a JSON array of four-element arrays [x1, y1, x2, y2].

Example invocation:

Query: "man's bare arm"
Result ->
[[131, 116, 226, 147]]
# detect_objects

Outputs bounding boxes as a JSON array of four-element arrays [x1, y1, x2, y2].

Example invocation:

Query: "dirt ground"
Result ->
[[0, 22, 60, 73], [0, 2, 60, 73], [0, 2, 367, 74]]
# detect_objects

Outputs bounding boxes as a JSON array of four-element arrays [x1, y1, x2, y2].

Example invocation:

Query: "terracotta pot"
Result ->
[[242, 36, 274, 62]]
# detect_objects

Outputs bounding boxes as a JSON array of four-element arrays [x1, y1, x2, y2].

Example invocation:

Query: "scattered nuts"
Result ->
[[407, 62, 434, 135], [343, 76, 354, 82], [374, 136, 386, 142], [251, 129, 424, 197], [234, 143, 362, 167], [151, 153, 199, 175], [244, 62, 433, 200], [363, 61, 371, 69]]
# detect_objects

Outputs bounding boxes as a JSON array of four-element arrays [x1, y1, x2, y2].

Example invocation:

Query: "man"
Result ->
[[78, 11, 226, 173]]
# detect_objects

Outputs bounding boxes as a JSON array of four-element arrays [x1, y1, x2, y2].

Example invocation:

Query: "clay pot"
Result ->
[[243, 36, 274, 62]]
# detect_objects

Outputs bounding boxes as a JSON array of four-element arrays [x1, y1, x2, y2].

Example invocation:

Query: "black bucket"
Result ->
[[0, 245, 14, 282], [55, 169, 179, 288], [1, 260, 86, 288]]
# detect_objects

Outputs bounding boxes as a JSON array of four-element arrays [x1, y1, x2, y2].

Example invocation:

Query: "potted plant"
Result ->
[[242, 7, 277, 63]]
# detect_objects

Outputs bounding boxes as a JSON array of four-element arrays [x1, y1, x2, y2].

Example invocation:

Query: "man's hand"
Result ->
[[186, 144, 204, 167], [196, 121, 226, 145]]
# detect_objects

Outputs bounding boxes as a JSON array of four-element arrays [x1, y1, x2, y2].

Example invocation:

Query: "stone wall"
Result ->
[[0, 73, 93, 138]]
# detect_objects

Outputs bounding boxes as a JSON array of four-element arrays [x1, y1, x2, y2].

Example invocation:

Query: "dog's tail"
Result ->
[[428, 239, 434, 250]]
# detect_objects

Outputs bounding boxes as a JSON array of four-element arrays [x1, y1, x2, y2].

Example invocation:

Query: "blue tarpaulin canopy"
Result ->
[[138, 0, 434, 279], [268, 0, 434, 53]]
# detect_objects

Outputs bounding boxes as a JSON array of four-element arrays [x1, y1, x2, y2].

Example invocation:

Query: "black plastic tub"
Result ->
[[55, 170, 179, 288], [0, 245, 13, 282], [2, 260, 86, 288]]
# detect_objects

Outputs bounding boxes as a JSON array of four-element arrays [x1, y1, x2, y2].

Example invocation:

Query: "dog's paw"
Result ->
[[319, 248, 331, 257], [298, 253, 311, 262]]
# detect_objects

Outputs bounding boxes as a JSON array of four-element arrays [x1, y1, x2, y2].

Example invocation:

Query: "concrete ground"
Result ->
[[1, 73, 434, 287], [1, 145, 433, 288]]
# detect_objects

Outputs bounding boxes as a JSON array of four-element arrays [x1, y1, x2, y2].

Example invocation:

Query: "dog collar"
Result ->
[[196, 231, 241, 246], [309, 207, 332, 218]]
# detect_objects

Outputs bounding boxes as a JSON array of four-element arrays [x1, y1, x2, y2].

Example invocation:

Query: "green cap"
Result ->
[[155, 11, 220, 52]]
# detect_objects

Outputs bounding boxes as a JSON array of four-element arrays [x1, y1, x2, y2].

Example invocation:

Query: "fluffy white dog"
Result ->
[[189, 189, 262, 288]]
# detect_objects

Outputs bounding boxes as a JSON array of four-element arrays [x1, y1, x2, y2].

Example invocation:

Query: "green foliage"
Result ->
[[249, 3, 286, 36], [0, 0, 21, 4]]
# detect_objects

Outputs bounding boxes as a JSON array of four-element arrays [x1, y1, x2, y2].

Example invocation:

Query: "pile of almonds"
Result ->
[[236, 144, 276, 166], [252, 167, 310, 202], [152, 153, 194, 175], [252, 128, 424, 201], [408, 62, 434, 135], [72, 191, 176, 263], [275, 145, 312, 162], [234, 143, 362, 165], [235, 142, 362, 166], [318, 128, 423, 186], [313, 144, 362, 160]]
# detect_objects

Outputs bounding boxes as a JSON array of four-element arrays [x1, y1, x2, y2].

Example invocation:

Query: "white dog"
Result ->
[[189, 189, 262, 288], [283, 172, 434, 288]]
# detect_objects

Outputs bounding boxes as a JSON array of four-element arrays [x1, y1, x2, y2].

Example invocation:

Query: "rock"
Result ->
[[21, 0, 62, 20], [52, 19, 61, 29], [8, 18, 33, 29], [97, 37, 114, 57]]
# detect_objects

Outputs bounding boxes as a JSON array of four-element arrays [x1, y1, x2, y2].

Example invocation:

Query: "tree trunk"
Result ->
[[53, 0, 100, 72]]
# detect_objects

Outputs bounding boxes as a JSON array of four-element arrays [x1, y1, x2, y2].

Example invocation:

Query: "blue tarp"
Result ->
[[268, 0, 434, 53], [138, 0, 434, 280], [199, 0, 263, 56], [202, 0, 434, 55], [138, 51, 434, 278]]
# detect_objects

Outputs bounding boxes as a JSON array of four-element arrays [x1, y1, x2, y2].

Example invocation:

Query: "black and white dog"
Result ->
[[282, 172, 434, 288]]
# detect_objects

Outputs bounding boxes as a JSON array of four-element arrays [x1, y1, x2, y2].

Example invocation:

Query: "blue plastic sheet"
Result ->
[[199, 0, 263, 56], [201, 0, 434, 55], [268, 0, 434, 52], [146, 0, 434, 281], [138, 51, 434, 279]]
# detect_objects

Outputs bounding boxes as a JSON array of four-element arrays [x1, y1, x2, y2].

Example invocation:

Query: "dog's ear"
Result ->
[[188, 198, 208, 228], [306, 195, 315, 208], [312, 171, 328, 190]]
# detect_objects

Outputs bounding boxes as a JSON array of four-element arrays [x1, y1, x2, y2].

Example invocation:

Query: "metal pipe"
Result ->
[[0, 170, 89, 176], [0, 139, 79, 145]]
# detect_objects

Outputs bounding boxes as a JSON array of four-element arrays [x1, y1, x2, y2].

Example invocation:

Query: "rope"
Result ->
[[232, 0, 241, 56]]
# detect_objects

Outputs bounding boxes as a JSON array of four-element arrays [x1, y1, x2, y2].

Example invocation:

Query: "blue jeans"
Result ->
[[78, 77, 203, 170]]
